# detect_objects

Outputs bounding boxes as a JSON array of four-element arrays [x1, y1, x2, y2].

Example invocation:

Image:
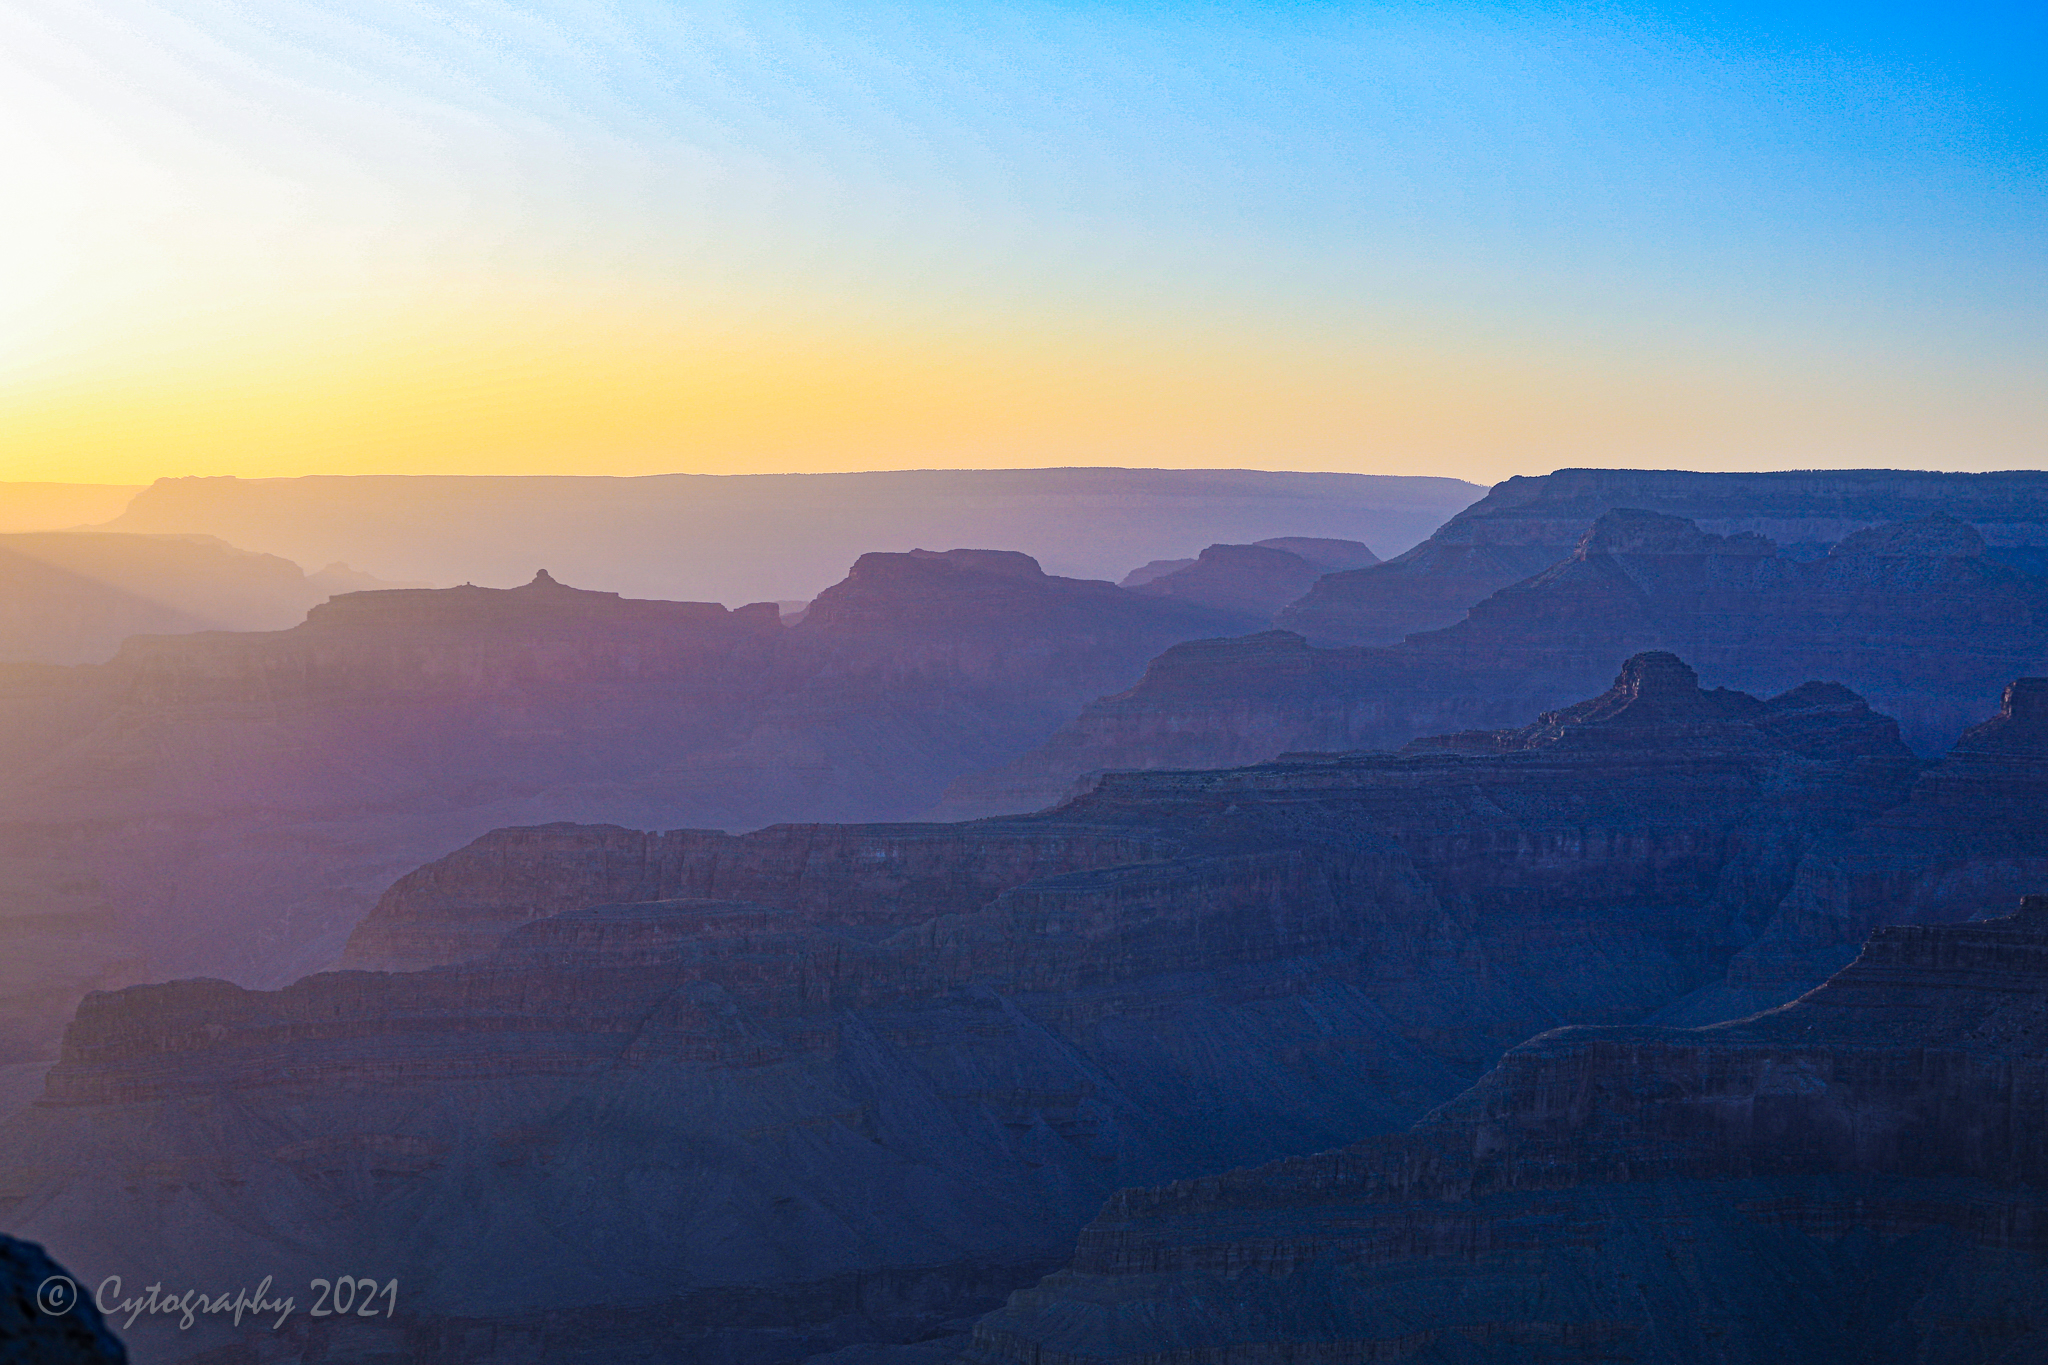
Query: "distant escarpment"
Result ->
[[1280, 466, 2048, 646], [965, 894, 2048, 1365], [0, 530, 403, 667], [0, 554, 1247, 1059], [0, 656, 1924, 1362], [952, 508, 2048, 814]]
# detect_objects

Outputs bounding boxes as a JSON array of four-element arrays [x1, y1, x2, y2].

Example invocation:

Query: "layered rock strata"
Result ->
[[1731, 675, 2048, 995], [0, 657, 1924, 1362], [1279, 467, 2048, 646], [0, 555, 1247, 1060], [963, 895, 2048, 1365], [954, 509, 2048, 813]]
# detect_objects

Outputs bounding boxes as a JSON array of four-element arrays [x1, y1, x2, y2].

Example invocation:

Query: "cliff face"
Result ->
[[1279, 468, 2048, 646], [0, 657, 1926, 1362], [0, 557, 1246, 1061], [964, 895, 2048, 1365], [954, 509, 2048, 814], [1732, 676, 2048, 996]]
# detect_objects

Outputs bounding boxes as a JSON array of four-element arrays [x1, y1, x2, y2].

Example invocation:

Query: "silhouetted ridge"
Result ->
[[1403, 651, 1890, 757]]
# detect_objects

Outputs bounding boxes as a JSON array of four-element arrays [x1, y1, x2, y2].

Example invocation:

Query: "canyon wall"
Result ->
[[952, 509, 2048, 814], [1279, 467, 2048, 646], [0, 655, 1942, 1363], [964, 895, 2048, 1365]]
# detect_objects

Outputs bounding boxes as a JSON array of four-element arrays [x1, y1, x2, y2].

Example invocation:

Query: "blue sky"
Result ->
[[1, 1, 2041, 482]]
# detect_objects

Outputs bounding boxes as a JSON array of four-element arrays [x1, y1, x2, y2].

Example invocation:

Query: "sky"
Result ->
[[0, 1, 2041, 486]]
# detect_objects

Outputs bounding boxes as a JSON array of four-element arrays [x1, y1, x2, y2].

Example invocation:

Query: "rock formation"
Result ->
[[0, 1235, 126, 1363], [0, 656, 1932, 1362], [1121, 539, 1377, 598], [1279, 467, 2048, 646], [103, 469, 1475, 607], [953, 509, 2048, 814], [1726, 675, 2048, 1003], [964, 894, 2048, 1365], [1129, 544, 1337, 621], [0, 555, 1249, 1063]]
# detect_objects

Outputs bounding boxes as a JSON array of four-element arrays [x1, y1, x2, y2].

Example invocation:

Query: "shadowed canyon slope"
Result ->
[[966, 894, 2048, 1365], [950, 508, 2048, 814], [1279, 467, 2048, 647], [2, 655, 1985, 1363], [101, 469, 1475, 606], [0, 554, 1251, 1061]]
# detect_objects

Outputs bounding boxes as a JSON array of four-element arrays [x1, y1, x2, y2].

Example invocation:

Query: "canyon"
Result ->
[[965, 893, 2048, 1365], [100, 469, 1474, 607], [951, 507, 2048, 815], [1279, 467, 2048, 646], [14, 654, 2044, 1362], [0, 553, 1250, 1062]]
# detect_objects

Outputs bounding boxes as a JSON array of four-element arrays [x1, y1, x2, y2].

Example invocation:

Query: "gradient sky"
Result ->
[[1, 1, 2042, 485]]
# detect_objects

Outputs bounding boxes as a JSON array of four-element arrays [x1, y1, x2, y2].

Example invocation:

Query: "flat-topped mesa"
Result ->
[[295, 568, 778, 633], [963, 895, 2048, 1365], [1129, 543, 1337, 620], [799, 546, 1258, 639]]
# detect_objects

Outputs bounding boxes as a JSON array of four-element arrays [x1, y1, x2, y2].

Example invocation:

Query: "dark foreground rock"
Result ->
[[0, 1235, 126, 1363], [962, 894, 2048, 1365]]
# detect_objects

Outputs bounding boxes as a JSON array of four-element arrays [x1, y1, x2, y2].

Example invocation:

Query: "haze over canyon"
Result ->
[[0, 463, 2044, 1364]]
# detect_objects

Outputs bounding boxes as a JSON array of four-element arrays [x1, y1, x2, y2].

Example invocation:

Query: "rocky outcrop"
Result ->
[[962, 894, 2048, 1365], [0, 1235, 126, 1363], [0, 556, 1250, 1061], [1279, 467, 2048, 646], [954, 509, 2048, 813], [0, 657, 1927, 1361]]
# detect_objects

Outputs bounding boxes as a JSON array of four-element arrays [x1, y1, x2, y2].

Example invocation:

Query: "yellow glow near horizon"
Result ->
[[3, 290, 2043, 487], [3, 3, 2043, 488]]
